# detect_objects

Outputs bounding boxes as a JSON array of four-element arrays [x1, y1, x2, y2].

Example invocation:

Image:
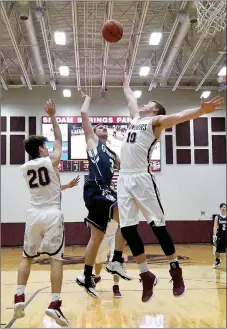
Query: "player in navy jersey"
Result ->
[[76, 91, 132, 298], [213, 203, 227, 268]]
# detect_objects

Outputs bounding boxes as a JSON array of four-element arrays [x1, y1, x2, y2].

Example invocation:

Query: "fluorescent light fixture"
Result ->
[[200, 91, 211, 99], [134, 90, 142, 98], [218, 66, 226, 76], [63, 89, 71, 98], [54, 31, 66, 45], [140, 66, 150, 77], [149, 32, 162, 46], [59, 66, 69, 76]]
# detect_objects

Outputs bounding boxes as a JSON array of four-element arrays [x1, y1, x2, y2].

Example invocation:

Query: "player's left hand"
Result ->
[[45, 99, 56, 117], [213, 234, 217, 244], [81, 91, 91, 101], [67, 176, 80, 188], [200, 96, 224, 114]]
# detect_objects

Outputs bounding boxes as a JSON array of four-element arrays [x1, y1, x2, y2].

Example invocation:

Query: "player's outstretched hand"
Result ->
[[67, 176, 80, 188], [200, 96, 224, 114], [81, 91, 91, 101], [122, 71, 129, 85], [45, 99, 56, 117]]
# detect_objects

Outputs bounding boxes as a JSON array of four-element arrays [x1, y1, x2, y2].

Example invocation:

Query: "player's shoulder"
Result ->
[[21, 156, 51, 168]]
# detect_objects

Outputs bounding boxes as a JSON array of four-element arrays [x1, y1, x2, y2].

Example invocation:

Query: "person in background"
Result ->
[[213, 203, 227, 268]]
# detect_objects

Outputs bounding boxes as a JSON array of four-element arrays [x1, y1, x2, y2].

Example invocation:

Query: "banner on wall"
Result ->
[[42, 116, 161, 172]]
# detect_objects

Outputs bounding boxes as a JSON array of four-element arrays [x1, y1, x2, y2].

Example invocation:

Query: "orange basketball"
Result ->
[[102, 20, 123, 43]]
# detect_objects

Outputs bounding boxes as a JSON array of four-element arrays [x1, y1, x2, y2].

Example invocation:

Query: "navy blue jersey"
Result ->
[[217, 214, 227, 234], [86, 139, 116, 187]]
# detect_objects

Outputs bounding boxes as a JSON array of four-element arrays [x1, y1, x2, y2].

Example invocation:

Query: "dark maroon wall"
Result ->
[[1, 221, 213, 246]]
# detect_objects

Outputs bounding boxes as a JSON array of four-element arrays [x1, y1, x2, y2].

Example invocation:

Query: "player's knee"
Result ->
[[151, 225, 175, 256], [121, 225, 144, 257]]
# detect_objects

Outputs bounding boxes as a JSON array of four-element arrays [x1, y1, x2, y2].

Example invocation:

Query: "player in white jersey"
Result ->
[[13, 100, 69, 326], [109, 72, 224, 303]]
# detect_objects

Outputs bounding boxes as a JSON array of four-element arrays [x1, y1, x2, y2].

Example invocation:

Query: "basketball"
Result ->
[[102, 20, 123, 43]]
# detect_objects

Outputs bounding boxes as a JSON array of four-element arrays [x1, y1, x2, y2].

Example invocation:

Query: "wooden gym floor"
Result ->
[[1, 244, 226, 328]]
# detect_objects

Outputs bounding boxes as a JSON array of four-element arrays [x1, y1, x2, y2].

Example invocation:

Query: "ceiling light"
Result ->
[[134, 90, 142, 98], [54, 32, 66, 45], [63, 89, 71, 98], [200, 91, 211, 99], [149, 32, 162, 46], [139, 66, 150, 77], [218, 66, 226, 76], [59, 66, 69, 76]]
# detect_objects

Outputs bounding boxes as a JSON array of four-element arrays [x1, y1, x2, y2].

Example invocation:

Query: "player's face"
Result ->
[[39, 143, 49, 157], [221, 204, 226, 213], [139, 101, 159, 116], [95, 125, 108, 139]]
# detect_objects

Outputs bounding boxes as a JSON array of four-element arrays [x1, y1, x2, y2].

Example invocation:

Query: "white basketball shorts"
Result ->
[[23, 206, 64, 260], [96, 220, 118, 264], [117, 172, 165, 228]]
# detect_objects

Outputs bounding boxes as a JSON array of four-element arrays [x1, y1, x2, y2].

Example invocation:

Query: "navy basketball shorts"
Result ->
[[84, 185, 117, 233], [216, 233, 227, 253]]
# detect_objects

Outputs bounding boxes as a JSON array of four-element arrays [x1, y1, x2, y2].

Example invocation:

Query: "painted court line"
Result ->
[[5, 286, 50, 328]]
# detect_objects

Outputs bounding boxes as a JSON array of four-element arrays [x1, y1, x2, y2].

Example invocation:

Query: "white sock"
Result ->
[[169, 258, 178, 263], [52, 293, 60, 302], [95, 274, 100, 278], [138, 262, 148, 274], [17, 285, 25, 296]]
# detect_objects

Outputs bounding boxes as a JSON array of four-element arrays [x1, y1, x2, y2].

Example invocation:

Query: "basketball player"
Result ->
[[76, 91, 131, 298], [213, 203, 227, 268], [109, 72, 224, 303], [13, 100, 68, 326]]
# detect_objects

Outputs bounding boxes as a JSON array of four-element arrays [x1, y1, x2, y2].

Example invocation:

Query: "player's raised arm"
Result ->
[[45, 99, 62, 167], [153, 96, 224, 131], [123, 71, 139, 119], [80, 91, 98, 149]]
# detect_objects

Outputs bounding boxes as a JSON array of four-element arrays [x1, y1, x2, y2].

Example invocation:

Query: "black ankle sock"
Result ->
[[84, 265, 93, 279], [170, 261, 180, 270], [112, 250, 123, 263]]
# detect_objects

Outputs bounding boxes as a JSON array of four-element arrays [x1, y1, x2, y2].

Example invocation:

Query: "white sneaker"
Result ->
[[106, 261, 133, 280], [14, 294, 25, 319], [76, 275, 99, 298]]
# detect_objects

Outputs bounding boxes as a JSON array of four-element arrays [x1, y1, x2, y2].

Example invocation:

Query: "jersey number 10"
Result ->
[[27, 167, 50, 189], [126, 132, 136, 144]]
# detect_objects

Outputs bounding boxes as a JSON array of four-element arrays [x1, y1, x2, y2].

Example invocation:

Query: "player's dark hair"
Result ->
[[152, 100, 166, 115], [220, 203, 227, 208], [24, 135, 48, 159], [93, 124, 102, 133]]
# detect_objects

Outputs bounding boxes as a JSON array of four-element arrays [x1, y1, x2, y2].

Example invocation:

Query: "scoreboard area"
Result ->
[[42, 116, 161, 172]]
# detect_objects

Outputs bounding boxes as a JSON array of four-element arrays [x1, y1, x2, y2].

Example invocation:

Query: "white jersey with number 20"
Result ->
[[120, 116, 157, 172], [21, 157, 61, 208]]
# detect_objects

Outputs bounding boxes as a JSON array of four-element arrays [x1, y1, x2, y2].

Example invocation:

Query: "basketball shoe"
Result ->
[[45, 300, 69, 327], [169, 268, 185, 297], [113, 285, 122, 298], [139, 271, 158, 303], [14, 294, 25, 319], [213, 258, 221, 268], [76, 275, 99, 298], [106, 261, 133, 280]]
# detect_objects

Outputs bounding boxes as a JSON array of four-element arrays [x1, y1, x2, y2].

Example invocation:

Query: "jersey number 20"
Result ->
[[27, 167, 50, 189], [126, 132, 136, 143]]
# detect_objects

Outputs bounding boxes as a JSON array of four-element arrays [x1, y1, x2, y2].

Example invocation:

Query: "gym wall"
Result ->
[[1, 88, 226, 246]]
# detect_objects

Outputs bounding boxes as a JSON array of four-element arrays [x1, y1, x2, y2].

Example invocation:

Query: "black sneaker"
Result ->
[[213, 258, 221, 268]]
